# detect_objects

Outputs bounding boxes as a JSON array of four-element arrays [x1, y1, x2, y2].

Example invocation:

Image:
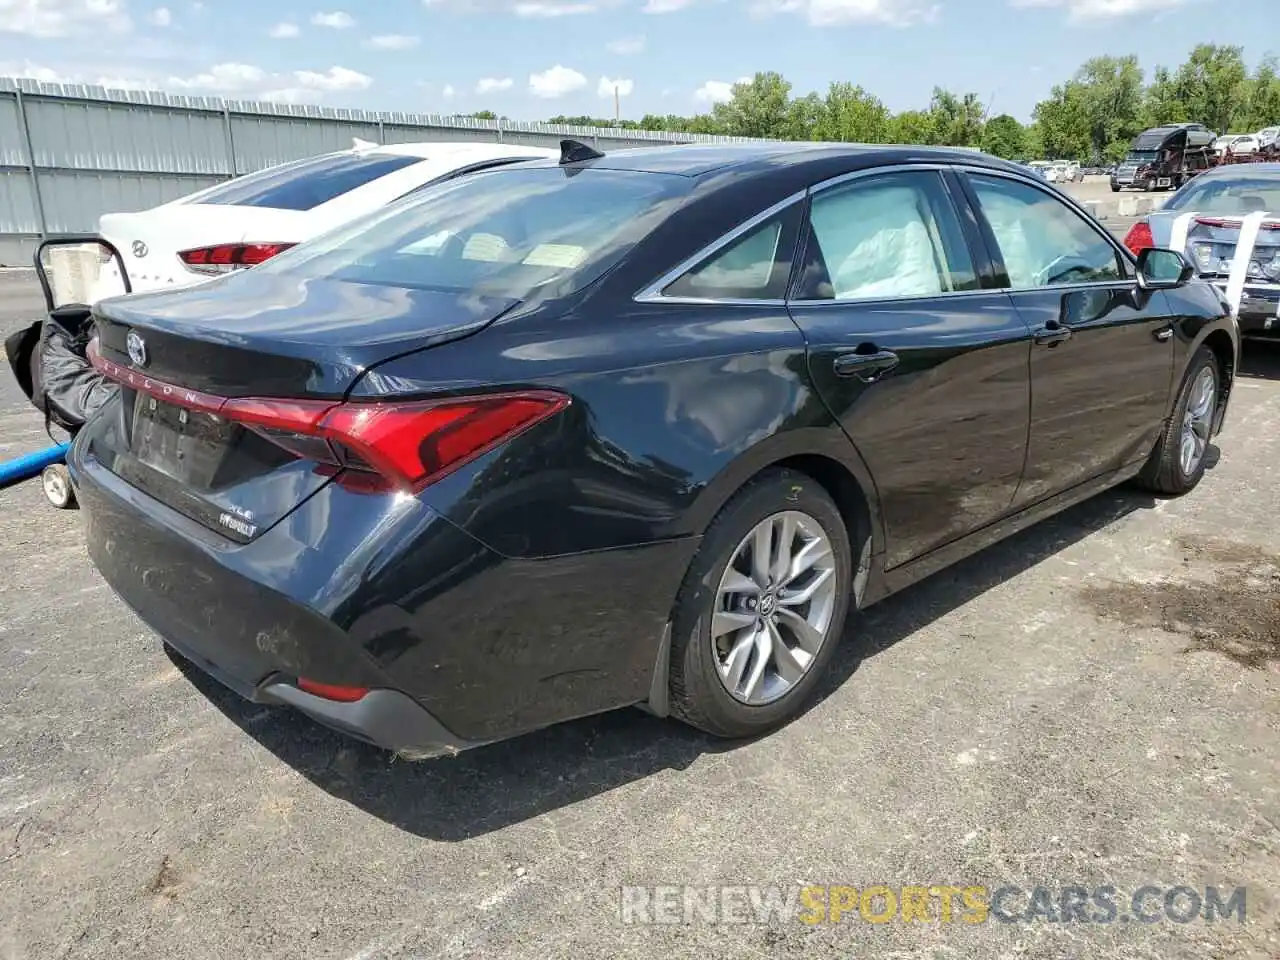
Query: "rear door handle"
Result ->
[[834, 349, 899, 383], [1033, 324, 1072, 347]]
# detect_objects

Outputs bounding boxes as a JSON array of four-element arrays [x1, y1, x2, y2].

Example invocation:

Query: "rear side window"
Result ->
[[193, 153, 421, 211], [795, 171, 977, 301], [257, 167, 693, 300], [661, 212, 797, 300]]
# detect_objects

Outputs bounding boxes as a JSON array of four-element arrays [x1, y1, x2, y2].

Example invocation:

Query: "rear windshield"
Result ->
[[256, 166, 693, 299], [191, 152, 421, 211], [1165, 176, 1280, 214]]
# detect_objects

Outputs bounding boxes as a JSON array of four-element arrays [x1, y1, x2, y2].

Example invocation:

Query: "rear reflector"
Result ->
[[178, 242, 296, 275], [88, 337, 569, 492], [297, 679, 370, 702]]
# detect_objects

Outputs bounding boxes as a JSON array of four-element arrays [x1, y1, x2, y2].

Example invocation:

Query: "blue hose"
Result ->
[[0, 442, 71, 489]]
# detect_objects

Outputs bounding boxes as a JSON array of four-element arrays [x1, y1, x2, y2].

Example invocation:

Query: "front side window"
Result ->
[[191, 152, 423, 211], [968, 174, 1125, 289], [795, 171, 977, 301], [257, 166, 693, 300]]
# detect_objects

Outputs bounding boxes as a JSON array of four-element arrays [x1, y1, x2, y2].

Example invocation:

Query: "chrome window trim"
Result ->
[[632, 160, 1146, 308], [633, 190, 805, 305]]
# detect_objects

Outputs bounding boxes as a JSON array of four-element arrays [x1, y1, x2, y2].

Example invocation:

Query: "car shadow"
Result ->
[[174, 484, 1160, 842], [1239, 338, 1280, 381]]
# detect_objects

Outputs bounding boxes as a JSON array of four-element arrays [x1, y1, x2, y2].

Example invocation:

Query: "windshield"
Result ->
[[257, 166, 693, 299], [1125, 151, 1158, 163], [1165, 175, 1280, 214]]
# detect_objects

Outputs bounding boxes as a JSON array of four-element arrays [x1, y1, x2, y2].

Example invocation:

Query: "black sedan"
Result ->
[[70, 140, 1239, 758]]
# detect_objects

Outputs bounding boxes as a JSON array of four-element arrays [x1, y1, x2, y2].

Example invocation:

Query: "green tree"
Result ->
[[1033, 81, 1091, 159], [1074, 54, 1145, 161], [982, 114, 1027, 159], [1234, 56, 1280, 130], [811, 82, 891, 143], [1170, 43, 1248, 134], [712, 71, 793, 138], [927, 88, 985, 146]]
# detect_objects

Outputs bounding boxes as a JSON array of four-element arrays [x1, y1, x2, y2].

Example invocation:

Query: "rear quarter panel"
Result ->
[[351, 298, 860, 560]]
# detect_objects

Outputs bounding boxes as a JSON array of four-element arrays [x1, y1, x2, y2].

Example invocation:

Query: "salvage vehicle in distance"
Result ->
[[1112, 123, 1217, 192], [1124, 163, 1280, 338], [68, 141, 1239, 758], [94, 140, 558, 296]]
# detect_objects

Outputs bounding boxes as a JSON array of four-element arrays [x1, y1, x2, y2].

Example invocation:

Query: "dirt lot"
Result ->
[[2, 269, 1280, 960]]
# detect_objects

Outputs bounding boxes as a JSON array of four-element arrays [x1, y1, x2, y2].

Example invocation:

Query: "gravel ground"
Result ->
[[2, 269, 1280, 960]]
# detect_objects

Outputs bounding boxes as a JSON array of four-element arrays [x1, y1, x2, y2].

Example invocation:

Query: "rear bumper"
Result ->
[[67, 419, 695, 753], [1212, 282, 1280, 335]]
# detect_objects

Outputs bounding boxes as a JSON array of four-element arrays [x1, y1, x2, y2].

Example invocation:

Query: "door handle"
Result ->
[[1033, 324, 1072, 347], [834, 349, 900, 382], [1153, 326, 1173, 342]]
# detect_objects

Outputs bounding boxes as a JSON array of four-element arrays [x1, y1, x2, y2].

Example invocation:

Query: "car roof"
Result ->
[[531, 141, 1018, 179], [1194, 162, 1280, 180]]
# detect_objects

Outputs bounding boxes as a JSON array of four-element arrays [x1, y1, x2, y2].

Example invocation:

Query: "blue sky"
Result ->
[[0, 0, 1274, 123]]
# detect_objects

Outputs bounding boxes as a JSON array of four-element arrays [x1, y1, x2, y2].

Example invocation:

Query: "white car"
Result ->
[[1257, 127, 1280, 149], [94, 140, 558, 296]]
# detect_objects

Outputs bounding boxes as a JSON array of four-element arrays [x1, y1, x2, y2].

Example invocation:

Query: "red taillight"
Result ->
[[1123, 220, 1154, 255], [297, 678, 369, 702], [178, 242, 295, 274], [87, 337, 569, 492]]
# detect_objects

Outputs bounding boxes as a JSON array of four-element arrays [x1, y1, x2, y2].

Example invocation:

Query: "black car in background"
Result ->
[[70, 141, 1239, 758]]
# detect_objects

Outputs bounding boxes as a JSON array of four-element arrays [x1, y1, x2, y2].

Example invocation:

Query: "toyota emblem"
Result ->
[[132, 240, 148, 258], [126, 330, 148, 367]]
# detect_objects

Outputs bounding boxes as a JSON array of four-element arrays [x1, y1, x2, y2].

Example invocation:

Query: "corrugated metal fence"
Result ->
[[0, 76, 766, 266]]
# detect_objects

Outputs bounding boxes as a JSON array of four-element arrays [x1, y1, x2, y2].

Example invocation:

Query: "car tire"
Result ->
[[1135, 346, 1220, 496], [667, 467, 857, 739]]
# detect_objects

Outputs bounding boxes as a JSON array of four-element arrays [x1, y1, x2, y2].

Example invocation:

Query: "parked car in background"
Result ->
[[1258, 127, 1280, 150], [93, 140, 558, 297], [1124, 163, 1280, 337], [72, 141, 1238, 758]]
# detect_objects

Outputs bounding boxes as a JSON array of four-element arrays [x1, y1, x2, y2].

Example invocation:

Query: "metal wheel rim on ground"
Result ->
[[711, 510, 838, 706], [1180, 366, 1216, 476]]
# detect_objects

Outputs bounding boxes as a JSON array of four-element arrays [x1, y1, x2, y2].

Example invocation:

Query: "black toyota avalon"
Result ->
[[70, 140, 1238, 758]]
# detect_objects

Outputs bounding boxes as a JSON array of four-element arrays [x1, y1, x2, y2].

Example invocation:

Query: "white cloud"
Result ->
[[293, 65, 373, 91], [423, 0, 606, 13], [165, 62, 371, 103], [365, 33, 420, 49], [606, 34, 645, 54], [642, 0, 692, 11], [268, 22, 300, 38], [170, 62, 267, 93], [513, 0, 598, 14], [1, 61, 162, 89], [442, 83, 456, 99], [529, 64, 587, 98], [597, 76, 634, 98], [693, 77, 751, 104], [0, 0, 131, 38], [476, 76, 514, 94], [751, 0, 939, 26], [1009, 0, 1177, 17], [310, 10, 355, 28], [148, 6, 172, 26]]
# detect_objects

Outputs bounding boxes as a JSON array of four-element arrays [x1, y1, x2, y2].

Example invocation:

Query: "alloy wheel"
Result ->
[[711, 510, 838, 706], [1179, 365, 1216, 477]]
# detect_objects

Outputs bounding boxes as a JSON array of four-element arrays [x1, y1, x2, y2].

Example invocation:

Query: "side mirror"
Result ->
[[1135, 247, 1194, 291], [33, 236, 131, 313]]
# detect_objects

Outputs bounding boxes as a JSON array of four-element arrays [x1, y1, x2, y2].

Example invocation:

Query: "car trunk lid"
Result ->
[[87, 271, 523, 541]]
